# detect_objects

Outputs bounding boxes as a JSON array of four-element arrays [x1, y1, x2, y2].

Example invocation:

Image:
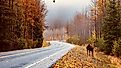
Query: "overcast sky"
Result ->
[[44, 0, 91, 23]]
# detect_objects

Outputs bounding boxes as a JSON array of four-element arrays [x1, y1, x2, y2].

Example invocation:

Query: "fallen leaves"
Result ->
[[51, 46, 121, 68]]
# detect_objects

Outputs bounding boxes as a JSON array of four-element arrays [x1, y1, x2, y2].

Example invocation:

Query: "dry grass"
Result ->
[[42, 40, 50, 47], [51, 45, 121, 68]]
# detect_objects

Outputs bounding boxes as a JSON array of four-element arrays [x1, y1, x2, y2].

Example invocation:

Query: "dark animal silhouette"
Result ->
[[86, 44, 94, 57], [53, 0, 55, 3]]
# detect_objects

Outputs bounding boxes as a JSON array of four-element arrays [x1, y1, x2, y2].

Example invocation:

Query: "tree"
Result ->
[[0, 0, 47, 51], [21, 0, 47, 48], [0, 0, 20, 51], [102, 0, 121, 54], [66, 12, 90, 43], [33, 0, 47, 47], [96, 0, 106, 38], [90, 0, 107, 39]]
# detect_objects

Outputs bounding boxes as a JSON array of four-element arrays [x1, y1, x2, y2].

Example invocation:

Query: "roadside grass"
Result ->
[[51, 45, 121, 68], [42, 40, 50, 47]]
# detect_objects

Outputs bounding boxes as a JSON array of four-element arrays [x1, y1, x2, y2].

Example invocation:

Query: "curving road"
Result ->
[[0, 41, 75, 68]]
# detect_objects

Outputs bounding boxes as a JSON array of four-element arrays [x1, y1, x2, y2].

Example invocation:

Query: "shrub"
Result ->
[[95, 38, 106, 52], [88, 30, 96, 44], [27, 39, 34, 48], [18, 38, 32, 49], [66, 36, 82, 45], [42, 39, 50, 47], [113, 39, 121, 57], [33, 40, 38, 48], [0, 39, 19, 51], [18, 38, 26, 49]]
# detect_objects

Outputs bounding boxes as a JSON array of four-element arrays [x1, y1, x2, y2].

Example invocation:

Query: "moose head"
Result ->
[[53, 0, 55, 3]]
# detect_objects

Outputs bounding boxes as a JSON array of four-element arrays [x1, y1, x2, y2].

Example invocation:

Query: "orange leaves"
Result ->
[[51, 46, 121, 68], [52, 47, 94, 68]]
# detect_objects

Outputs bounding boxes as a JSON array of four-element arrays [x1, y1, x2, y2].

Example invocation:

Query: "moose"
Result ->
[[86, 43, 94, 57]]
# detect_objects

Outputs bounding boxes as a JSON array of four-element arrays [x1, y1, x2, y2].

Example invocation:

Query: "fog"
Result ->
[[44, 0, 91, 40], [44, 0, 91, 23]]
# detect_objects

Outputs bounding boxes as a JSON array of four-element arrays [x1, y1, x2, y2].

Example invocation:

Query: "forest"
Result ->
[[0, 0, 121, 57], [0, 0, 121, 67], [89, 0, 121, 57], [48, 0, 121, 57], [45, 0, 121, 57], [0, 0, 47, 52]]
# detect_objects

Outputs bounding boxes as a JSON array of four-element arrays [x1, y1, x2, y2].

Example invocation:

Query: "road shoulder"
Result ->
[[51, 45, 121, 68]]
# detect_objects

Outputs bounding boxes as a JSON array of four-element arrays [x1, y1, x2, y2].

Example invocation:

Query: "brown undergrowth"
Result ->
[[51, 45, 121, 68]]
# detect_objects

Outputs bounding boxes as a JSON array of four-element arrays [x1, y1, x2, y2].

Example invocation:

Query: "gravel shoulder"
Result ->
[[51, 45, 121, 68]]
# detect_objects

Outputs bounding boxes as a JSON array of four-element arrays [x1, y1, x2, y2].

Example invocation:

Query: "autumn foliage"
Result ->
[[0, 0, 47, 51]]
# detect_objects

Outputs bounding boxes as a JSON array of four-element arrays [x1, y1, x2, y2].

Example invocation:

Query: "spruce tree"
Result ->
[[0, 0, 19, 51], [102, 0, 121, 54]]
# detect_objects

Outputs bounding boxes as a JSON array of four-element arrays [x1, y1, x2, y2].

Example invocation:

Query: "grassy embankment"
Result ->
[[51, 45, 121, 68]]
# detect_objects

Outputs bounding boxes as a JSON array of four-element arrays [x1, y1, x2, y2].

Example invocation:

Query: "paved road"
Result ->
[[0, 41, 75, 68]]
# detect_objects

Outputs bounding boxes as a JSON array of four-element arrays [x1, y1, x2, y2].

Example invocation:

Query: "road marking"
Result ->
[[25, 46, 74, 68], [0, 50, 40, 59], [0, 42, 65, 59], [0, 48, 52, 59]]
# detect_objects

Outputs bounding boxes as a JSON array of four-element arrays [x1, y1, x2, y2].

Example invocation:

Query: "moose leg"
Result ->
[[89, 50, 90, 56], [87, 49, 88, 56], [92, 50, 94, 57]]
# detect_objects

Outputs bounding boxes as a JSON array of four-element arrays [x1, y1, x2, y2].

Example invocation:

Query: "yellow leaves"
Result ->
[[52, 46, 121, 68], [52, 47, 94, 68], [42, 40, 50, 47], [88, 30, 97, 43], [107, 56, 121, 68], [92, 30, 96, 40]]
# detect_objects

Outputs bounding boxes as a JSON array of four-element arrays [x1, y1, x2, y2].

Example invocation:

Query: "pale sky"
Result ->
[[44, 0, 91, 23]]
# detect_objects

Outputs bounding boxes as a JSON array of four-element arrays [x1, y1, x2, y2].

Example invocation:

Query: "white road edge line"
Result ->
[[0, 50, 38, 59], [25, 46, 74, 68]]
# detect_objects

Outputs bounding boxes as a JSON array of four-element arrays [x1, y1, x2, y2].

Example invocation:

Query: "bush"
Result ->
[[18, 38, 36, 49], [42, 39, 50, 47], [113, 39, 121, 57], [66, 36, 82, 45], [0, 39, 19, 51], [95, 38, 106, 52], [88, 30, 96, 44], [18, 38, 26, 49], [88, 36, 96, 44], [27, 39, 34, 48], [33, 40, 38, 48]]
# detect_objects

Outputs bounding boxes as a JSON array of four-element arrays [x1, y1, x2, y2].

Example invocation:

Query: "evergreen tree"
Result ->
[[0, 0, 47, 51], [33, 0, 47, 47], [0, 0, 19, 51], [102, 0, 121, 54]]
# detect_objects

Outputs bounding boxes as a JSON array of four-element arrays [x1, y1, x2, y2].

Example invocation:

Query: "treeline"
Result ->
[[90, 0, 121, 57], [64, 12, 90, 45], [66, 13, 90, 43], [0, 0, 47, 52]]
